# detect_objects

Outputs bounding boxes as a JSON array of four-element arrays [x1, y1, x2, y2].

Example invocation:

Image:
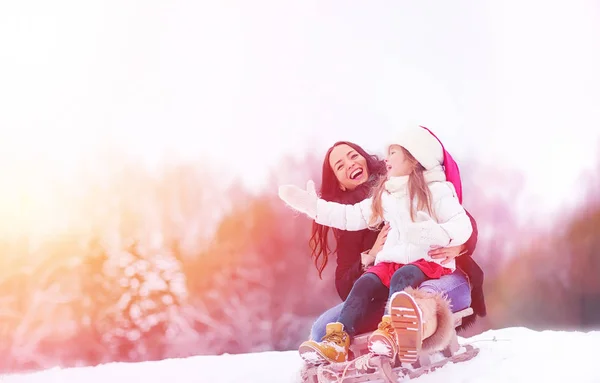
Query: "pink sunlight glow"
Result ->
[[0, 1, 599, 376]]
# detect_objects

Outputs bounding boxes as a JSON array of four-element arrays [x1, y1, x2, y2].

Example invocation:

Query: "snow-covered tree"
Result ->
[[94, 240, 188, 361]]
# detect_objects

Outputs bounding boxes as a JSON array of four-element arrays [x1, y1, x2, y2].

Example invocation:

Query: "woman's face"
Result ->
[[328, 144, 369, 191], [386, 145, 413, 177]]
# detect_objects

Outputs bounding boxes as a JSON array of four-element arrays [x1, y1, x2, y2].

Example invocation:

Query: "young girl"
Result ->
[[278, 125, 473, 365]]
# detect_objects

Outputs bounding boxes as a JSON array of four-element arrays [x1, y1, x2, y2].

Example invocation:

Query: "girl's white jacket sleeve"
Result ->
[[432, 183, 473, 247], [314, 197, 379, 231]]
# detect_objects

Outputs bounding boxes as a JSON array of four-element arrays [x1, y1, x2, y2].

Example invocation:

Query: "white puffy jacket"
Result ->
[[314, 167, 472, 271]]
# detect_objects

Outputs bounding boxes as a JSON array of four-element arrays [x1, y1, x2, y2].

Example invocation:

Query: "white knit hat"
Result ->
[[389, 124, 443, 170]]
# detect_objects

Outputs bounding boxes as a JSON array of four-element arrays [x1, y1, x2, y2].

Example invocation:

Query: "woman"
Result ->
[[303, 129, 485, 364]]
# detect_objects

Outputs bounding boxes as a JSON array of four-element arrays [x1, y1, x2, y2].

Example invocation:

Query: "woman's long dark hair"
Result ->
[[309, 141, 387, 278]]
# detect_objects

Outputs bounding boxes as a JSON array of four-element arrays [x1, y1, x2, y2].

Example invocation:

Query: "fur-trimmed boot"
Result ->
[[388, 287, 454, 364], [298, 322, 350, 365]]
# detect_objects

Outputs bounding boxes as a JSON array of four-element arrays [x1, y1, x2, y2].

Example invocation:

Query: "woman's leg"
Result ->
[[299, 273, 387, 365], [310, 302, 344, 341], [418, 269, 471, 312]]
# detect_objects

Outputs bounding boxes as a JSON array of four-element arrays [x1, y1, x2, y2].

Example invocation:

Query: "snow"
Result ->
[[369, 340, 392, 357], [300, 351, 321, 365], [329, 342, 346, 354], [2, 327, 599, 383]]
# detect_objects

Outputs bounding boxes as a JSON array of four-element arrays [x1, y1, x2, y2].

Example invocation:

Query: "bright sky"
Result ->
[[0, 0, 599, 216]]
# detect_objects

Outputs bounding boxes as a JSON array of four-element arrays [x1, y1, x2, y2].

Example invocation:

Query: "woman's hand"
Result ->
[[360, 251, 376, 268], [428, 244, 466, 265]]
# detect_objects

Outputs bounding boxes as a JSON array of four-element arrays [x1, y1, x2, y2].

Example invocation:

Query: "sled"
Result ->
[[300, 307, 479, 383]]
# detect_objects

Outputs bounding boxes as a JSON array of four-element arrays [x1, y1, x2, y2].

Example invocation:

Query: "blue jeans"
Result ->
[[310, 269, 471, 340], [419, 269, 472, 312]]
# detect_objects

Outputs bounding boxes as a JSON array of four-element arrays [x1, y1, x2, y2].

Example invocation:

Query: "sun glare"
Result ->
[[0, 127, 96, 239]]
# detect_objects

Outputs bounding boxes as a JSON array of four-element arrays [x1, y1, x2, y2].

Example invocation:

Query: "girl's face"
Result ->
[[386, 145, 413, 177], [329, 144, 369, 191]]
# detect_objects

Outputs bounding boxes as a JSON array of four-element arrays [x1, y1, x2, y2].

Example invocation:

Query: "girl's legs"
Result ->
[[385, 270, 469, 363], [385, 265, 429, 313], [369, 266, 471, 362], [368, 265, 429, 358], [337, 273, 388, 336], [303, 268, 472, 364], [353, 295, 387, 335]]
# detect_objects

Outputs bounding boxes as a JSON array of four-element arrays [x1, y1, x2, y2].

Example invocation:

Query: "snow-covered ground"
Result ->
[[1, 327, 598, 383]]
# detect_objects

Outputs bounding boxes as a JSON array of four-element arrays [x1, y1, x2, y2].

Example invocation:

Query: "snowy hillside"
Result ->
[[1, 327, 598, 383]]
